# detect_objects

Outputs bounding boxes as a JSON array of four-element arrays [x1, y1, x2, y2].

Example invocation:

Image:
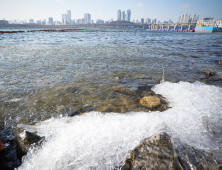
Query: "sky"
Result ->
[[0, 0, 222, 22]]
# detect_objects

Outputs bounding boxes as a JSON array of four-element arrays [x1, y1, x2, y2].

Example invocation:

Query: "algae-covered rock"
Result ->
[[111, 86, 137, 96], [122, 132, 174, 170], [140, 96, 161, 108]]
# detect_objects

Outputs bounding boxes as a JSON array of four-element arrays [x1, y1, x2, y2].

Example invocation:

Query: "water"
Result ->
[[0, 29, 222, 169]]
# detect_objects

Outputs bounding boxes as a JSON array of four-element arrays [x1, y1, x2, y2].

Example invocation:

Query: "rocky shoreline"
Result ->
[[1, 66, 222, 169]]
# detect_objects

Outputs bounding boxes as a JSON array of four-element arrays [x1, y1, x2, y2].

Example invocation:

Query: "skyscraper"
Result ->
[[126, 9, 131, 21], [117, 10, 121, 21], [121, 11, 125, 21], [193, 13, 199, 23], [48, 17, 53, 25], [146, 18, 151, 24], [62, 14, 67, 25], [67, 10, 71, 24], [141, 18, 144, 23], [84, 13, 91, 24]]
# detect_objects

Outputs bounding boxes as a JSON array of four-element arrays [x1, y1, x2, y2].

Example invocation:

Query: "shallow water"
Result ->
[[0, 29, 222, 168]]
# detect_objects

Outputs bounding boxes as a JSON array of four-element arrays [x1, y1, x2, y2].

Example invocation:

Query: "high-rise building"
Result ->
[[41, 19, 46, 25], [96, 19, 104, 24], [193, 13, 199, 23], [126, 9, 131, 21], [146, 18, 151, 24], [62, 14, 67, 25], [141, 18, 144, 23], [121, 11, 125, 21], [48, 17, 53, 25], [152, 19, 157, 24], [117, 10, 121, 21], [67, 10, 71, 24], [84, 13, 91, 24], [29, 19, 34, 23], [184, 13, 190, 23]]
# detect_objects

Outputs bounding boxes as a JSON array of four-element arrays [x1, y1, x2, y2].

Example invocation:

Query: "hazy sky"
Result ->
[[1, 0, 222, 22]]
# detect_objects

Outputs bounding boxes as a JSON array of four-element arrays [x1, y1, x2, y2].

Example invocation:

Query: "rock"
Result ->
[[203, 70, 216, 77], [68, 109, 83, 117], [83, 104, 96, 112], [16, 124, 43, 155], [122, 132, 174, 170], [0, 125, 21, 170], [140, 96, 161, 108], [66, 87, 79, 93], [218, 60, 222, 65], [174, 144, 218, 170], [68, 105, 96, 117], [111, 86, 137, 96]]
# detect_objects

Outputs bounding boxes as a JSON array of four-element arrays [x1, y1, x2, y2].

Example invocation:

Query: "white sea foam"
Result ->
[[18, 81, 222, 170]]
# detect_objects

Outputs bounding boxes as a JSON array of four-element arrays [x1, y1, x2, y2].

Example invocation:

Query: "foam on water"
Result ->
[[18, 81, 222, 170]]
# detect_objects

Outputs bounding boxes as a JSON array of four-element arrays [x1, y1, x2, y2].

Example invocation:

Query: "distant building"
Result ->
[[146, 18, 151, 24], [82, 18, 85, 24], [41, 19, 46, 25], [71, 19, 75, 24], [96, 19, 104, 24], [117, 10, 121, 21], [90, 20, 94, 24], [29, 19, 34, 23], [121, 11, 125, 21], [48, 17, 53, 25], [111, 18, 113, 22], [169, 19, 173, 23], [105, 20, 110, 24], [203, 17, 213, 22], [54, 21, 61, 25], [152, 19, 157, 24], [126, 9, 131, 21], [141, 18, 144, 23], [67, 10, 71, 24], [36, 20, 41, 24], [84, 13, 91, 24], [62, 14, 67, 25], [193, 13, 199, 23], [76, 19, 82, 24], [0, 20, 8, 24]]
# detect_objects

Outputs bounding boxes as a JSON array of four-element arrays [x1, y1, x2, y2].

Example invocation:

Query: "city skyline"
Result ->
[[1, 0, 222, 22]]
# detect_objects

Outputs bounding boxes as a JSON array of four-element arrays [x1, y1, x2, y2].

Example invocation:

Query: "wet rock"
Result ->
[[218, 60, 222, 65], [66, 87, 79, 93], [68, 109, 83, 117], [174, 144, 218, 170], [203, 70, 216, 77], [83, 104, 97, 112], [16, 124, 43, 155], [111, 86, 137, 96], [122, 132, 174, 170], [140, 96, 161, 108], [0, 125, 21, 170]]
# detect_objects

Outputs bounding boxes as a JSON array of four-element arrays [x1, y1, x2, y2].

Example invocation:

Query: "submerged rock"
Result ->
[[111, 86, 137, 96], [203, 70, 216, 77], [140, 96, 161, 108], [122, 132, 174, 170]]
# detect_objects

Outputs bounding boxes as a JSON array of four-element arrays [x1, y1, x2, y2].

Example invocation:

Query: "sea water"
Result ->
[[0, 29, 222, 169]]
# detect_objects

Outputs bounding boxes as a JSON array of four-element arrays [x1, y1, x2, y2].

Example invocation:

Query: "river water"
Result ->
[[0, 29, 222, 169]]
